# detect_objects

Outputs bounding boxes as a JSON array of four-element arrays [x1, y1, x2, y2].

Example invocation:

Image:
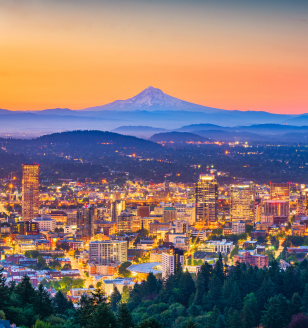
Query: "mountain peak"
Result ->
[[81, 87, 222, 113]]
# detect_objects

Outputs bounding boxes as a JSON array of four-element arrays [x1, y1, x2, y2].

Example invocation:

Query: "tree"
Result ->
[[194, 262, 211, 305], [121, 285, 130, 304], [261, 294, 290, 328], [225, 308, 244, 328], [0, 310, 5, 320], [206, 307, 221, 328], [215, 314, 226, 328], [214, 253, 225, 284], [34, 284, 53, 319], [118, 262, 132, 277], [230, 245, 239, 258], [179, 270, 196, 306], [289, 313, 308, 328], [138, 318, 163, 328], [89, 303, 118, 328], [302, 283, 308, 313], [228, 282, 242, 311], [205, 273, 223, 311], [110, 286, 121, 311], [242, 292, 258, 328], [49, 260, 61, 270], [290, 293, 303, 317], [53, 290, 73, 315], [143, 272, 158, 296], [0, 268, 10, 311], [37, 256, 47, 269], [15, 275, 36, 306], [118, 302, 135, 328], [62, 263, 72, 270], [58, 242, 70, 252], [25, 250, 40, 258]]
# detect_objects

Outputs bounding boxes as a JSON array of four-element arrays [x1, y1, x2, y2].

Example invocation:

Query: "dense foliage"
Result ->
[[2, 256, 308, 327]]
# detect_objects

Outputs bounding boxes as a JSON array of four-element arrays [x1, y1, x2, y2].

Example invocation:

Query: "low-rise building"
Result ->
[[233, 251, 268, 268]]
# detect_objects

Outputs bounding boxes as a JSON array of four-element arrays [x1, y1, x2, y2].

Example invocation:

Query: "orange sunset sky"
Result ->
[[0, 0, 307, 113]]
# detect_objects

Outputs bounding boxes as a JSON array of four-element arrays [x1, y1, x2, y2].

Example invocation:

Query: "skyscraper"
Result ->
[[111, 200, 125, 221], [230, 184, 255, 223], [270, 182, 290, 201], [77, 205, 97, 239], [270, 182, 290, 217], [195, 174, 218, 225], [22, 164, 39, 221]]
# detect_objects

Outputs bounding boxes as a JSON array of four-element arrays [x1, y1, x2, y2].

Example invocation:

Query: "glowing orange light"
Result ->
[[225, 151, 229, 154]]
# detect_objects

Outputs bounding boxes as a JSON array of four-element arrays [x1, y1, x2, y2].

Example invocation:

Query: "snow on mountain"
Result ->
[[81, 86, 222, 113]]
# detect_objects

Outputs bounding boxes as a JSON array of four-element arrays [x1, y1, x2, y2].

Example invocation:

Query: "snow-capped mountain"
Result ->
[[81, 86, 222, 113]]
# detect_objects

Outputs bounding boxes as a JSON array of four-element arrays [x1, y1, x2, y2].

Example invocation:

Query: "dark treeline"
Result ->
[[2, 257, 308, 327]]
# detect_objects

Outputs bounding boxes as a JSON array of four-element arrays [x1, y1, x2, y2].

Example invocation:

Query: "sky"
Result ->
[[0, 0, 307, 113]]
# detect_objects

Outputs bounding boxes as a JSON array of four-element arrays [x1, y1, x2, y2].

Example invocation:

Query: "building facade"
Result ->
[[162, 246, 184, 279], [195, 175, 218, 225], [22, 164, 39, 221], [89, 240, 127, 265], [230, 184, 254, 222]]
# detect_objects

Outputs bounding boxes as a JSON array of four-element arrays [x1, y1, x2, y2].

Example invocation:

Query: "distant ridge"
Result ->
[[150, 132, 209, 143]]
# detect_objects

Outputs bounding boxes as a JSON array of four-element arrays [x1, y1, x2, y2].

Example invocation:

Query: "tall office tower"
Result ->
[[270, 182, 290, 201], [117, 210, 133, 234], [270, 182, 290, 217], [195, 175, 218, 225], [137, 205, 150, 218], [162, 246, 184, 279], [89, 240, 127, 265], [262, 200, 289, 218], [77, 205, 97, 239], [297, 189, 308, 216], [230, 184, 255, 223], [111, 200, 125, 221], [22, 164, 39, 221]]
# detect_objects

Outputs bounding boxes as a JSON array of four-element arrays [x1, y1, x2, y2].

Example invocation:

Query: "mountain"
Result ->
[[36, 108, 75, 115], [150, 132, 209, 143], [81, 86, 223, 113]]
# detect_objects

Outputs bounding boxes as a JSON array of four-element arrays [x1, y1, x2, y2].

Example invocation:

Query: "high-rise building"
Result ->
[[195, 175, 218, 225], [111, 200, 125, 221], [270, 182, 290, 201], [22, 164, 39, 221], [117, 210, 133, 234], [162, 246, 184, 279], [77, 205, 97, 239], [230, 184, 255, 223], [262, 200, 289, 218], [297, 189, 308, 216], [89, 240, 127, 265]]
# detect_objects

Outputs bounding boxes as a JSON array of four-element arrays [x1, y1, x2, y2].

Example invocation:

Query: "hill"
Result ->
[[35, 130, 161, 149], [112, 126, 168, 139]]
